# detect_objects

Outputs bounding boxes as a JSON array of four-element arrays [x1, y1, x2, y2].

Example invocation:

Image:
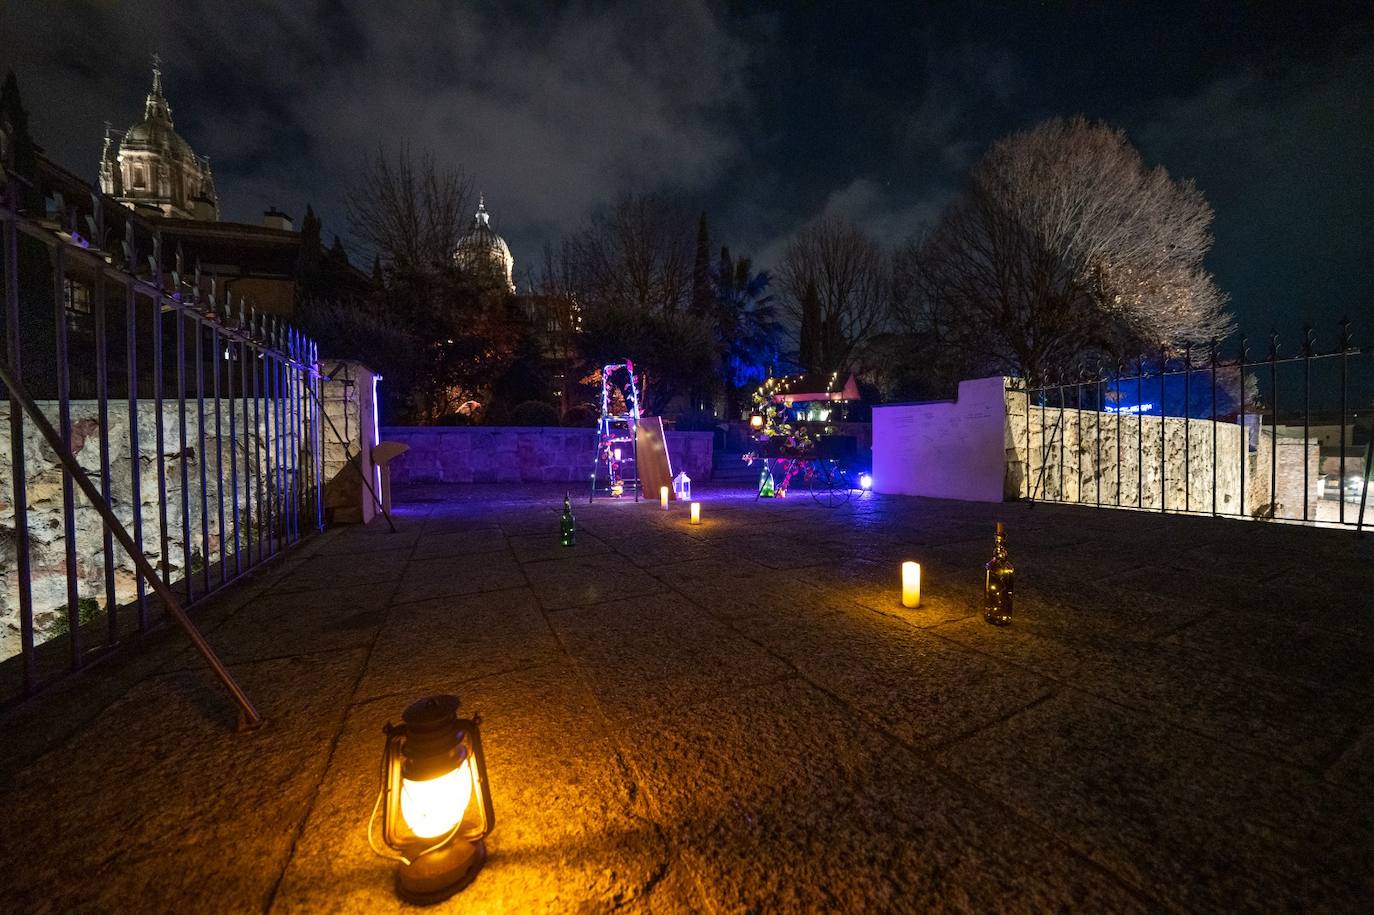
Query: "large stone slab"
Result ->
[[621, 677, 1149, 912], [270, 663, 685, 913], [0, 651, 366, 914], [935, 692, 1374, 911]]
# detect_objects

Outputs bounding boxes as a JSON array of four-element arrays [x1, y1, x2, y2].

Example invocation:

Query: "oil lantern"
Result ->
[[369, 695, 496, 904]]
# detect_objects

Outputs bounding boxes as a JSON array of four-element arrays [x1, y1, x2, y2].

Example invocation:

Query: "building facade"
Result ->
[[99, 60, 219, 221], [453, 194, 516, 293]]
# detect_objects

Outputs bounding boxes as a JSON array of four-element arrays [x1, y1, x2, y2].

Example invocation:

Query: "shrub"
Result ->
[[434, 412, 471, 426], [673, 409, 721, 432], [510, 400, 560, 427], [561, 405, 598, 427]]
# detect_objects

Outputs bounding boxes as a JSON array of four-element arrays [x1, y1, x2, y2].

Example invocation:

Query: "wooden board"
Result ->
[[636, 415, 676, 500]]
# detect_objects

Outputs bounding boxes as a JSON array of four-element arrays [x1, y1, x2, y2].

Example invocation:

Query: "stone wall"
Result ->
[[0, 398, 306, 661], [319, 360, 383, 524], [382, 426, 714, 484], [1004, 387, 1320, 519]]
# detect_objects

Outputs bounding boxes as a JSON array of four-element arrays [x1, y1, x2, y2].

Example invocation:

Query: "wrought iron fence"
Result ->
[[1013, 324, 1374, 531], [0, 177, 323, 716]]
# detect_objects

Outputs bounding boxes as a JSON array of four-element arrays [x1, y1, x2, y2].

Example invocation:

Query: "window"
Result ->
[[133, 165, 145, 188], [64, 279, 91, 331]]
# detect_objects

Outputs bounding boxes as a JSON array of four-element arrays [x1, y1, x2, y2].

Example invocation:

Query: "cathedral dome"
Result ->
[[454, 195, 515, 293], [100, 59, 219, 221]]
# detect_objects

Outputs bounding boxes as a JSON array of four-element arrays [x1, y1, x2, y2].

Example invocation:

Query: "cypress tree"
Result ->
[[692, 212, 712, 314], [0, 71, 42, 212], [329, 234, 350, 267], [294, 204, 324, 307]]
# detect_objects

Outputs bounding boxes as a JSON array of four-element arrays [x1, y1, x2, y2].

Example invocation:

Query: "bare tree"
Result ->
[[346, 145, 472, 274], [562, 193, 697, 315], [894, 117, 1232, 384], [540, 193, 717, 412], [779, 213, 888, 375]]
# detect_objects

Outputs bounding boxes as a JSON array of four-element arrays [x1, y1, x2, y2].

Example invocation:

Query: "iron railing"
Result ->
[[1015, 323, 1374, 530], [0, 176, 323, 719]]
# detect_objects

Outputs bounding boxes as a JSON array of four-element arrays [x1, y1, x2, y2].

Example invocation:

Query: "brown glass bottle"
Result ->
[[984, 522, 1013, 626]]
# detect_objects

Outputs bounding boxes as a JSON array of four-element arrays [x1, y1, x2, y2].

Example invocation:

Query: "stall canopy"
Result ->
[[770, 372, 860, 405]]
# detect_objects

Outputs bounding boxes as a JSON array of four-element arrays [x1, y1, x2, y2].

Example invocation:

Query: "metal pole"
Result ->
[[195, 310, 210, 594], [1269, 331, 1279, 519], [4, 178, 36, 691], [1075, 377, 1083, 503], [0, 353, 262, 729], [1095, 372, 1102, 508], [1340, 319, 1350, 525], [1239, 336, 1248, 518], [176, 291, 192, 600], [1210, 340, 1218, 517], [153, 239, 171, 592], [1137, 357, 1144, 509], [93, 241, 118, 647], [1184, 345, 1191, 513], [251, 309, 264, 565], [227, 314, 241, 575], [1115, 361, 1122, 508], [1303, 326, 1313, 522], [53, 237, 83, 666], [212, 316, 226, 584], [124, 242, 147, 624], [1159, 345, 1167, 514]]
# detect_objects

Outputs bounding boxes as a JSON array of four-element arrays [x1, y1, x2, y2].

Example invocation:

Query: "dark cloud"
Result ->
[[1134, 42, 1374, 332], [1, 0, 750, 261], [1, 1, 1370, 333]]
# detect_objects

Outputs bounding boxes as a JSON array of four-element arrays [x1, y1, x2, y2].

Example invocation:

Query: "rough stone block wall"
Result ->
[[382, 427, 714, 485], [0, 399, 305, 661], [1003, 388, 1248, 513], [319, 360, 370, 481], [1003, 388, 1321, 519], [1248, 433, 1322, 521]]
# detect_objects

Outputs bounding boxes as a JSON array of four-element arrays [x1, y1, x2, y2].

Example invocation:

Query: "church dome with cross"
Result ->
[[453, 194, 515, 293], [99, 57, 219, 220]]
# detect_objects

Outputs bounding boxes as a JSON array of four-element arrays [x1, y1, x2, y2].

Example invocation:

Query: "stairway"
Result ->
[[712, 450, 764, 487]]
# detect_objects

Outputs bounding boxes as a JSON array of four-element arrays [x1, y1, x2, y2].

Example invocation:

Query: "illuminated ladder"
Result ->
[[589, 361, 642, 502]]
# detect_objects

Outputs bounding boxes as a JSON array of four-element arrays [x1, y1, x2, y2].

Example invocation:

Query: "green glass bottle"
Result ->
[[984, 522, 1013, 626], [560, 492, 576, 547]]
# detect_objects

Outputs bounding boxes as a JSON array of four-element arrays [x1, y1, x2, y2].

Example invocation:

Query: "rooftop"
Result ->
[[2, 483, 1371, 911]]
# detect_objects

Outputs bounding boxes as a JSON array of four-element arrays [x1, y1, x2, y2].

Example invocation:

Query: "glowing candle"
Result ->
[[901, 561, 921, 608], [660, 485, 669, 509], [689, 502, 701, 524]]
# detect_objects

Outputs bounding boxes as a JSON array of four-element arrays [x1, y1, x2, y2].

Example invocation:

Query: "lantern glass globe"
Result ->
[[400, 759, 472, 839]]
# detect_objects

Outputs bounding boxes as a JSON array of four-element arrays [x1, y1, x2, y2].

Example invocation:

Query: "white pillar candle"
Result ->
[[901, 561, 921, 608], [689, 502, 701, 524], [660, 485, 669, 509]]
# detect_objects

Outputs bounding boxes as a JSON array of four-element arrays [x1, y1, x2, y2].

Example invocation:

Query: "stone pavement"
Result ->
[[2, 483, 1373, 912]]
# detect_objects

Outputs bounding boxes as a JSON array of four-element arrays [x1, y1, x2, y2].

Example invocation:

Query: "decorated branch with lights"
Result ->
[[743, 374, 841, 497]]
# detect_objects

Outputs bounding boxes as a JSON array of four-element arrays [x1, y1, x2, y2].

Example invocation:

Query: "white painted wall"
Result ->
[[872, 376, 1009, 502]]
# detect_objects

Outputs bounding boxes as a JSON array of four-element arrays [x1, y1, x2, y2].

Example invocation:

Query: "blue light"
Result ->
[[859, 473, 872, 491]]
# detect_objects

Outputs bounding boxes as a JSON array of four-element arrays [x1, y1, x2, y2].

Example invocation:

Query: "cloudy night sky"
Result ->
[[2, 1, 1371, 338]]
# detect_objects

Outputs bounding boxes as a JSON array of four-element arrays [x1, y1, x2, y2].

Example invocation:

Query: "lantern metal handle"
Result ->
[[458, 716, 497, 839]]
